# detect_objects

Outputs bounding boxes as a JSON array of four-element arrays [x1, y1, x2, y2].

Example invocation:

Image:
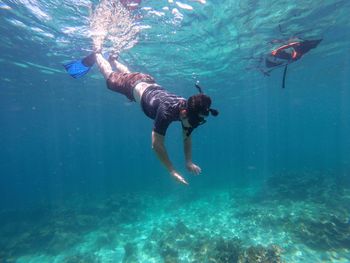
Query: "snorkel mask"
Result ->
[[195, 83, 219, 117], [186, 82, 219, 129]]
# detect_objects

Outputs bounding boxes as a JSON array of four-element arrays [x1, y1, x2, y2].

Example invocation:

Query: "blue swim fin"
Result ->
[[63, 53, 96, 79]]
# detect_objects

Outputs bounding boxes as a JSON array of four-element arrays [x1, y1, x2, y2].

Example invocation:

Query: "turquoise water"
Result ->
[[1, 0, 350, 262]]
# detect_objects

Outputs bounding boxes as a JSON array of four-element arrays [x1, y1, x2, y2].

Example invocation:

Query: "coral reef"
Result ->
[[62, 253, 97, 263], [144, 221, 283, 263], [0, 193, 145, 260], [291, 215, 350, 250], [260, 171, 350, 251], [239, 245, 283, 263], [261, 171, 348, 204], [145, 221, 195, 262], [210, 238, 242, 263], [1, 182, 349, 262], [123, 242, 139, 263], [262, 171, 326, 201]]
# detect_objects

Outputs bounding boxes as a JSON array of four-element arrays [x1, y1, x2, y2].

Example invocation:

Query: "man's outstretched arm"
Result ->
[[183, 131, 202, 175], [152, 131, 188, 185]]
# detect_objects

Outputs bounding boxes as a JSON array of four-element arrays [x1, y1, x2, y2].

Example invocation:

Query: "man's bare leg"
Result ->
[[95, 53, 131, 80], [109, 55, 130, 73], [95, 53, 113, 80]]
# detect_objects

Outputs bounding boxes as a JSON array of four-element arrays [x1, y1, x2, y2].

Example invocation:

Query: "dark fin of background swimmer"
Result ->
[[282, 64, 288, 89]]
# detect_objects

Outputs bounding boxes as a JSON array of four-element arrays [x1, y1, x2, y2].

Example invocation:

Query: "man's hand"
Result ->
[[186, 162, 202, 175], [170, 170, 189, 185]]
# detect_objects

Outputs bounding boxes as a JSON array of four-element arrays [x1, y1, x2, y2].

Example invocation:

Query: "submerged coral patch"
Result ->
[[0, 175, 349, 262]]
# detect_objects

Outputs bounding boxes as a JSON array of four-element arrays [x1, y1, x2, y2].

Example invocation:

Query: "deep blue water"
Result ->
[[1, 0, 350, 262]]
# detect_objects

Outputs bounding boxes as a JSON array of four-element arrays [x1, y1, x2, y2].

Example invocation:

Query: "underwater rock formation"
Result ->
[[260, 171, 350, 252], [239, 245, 283, 263], [211, 238, 242, 263], [0, 193, 147, 260], [262, 171, 350, 204], [263, 171, 326, 201], [63, 253, 96, 263], [123, 242, 139, 263], [292, 215, 350, 250], [144, 221, 284, 263]]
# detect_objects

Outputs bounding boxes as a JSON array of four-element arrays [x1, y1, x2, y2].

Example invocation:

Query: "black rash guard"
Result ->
[[141, 85, 188, 136]]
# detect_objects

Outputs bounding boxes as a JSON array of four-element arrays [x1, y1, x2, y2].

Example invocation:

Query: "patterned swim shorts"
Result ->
[[106, 72, 156, 101]]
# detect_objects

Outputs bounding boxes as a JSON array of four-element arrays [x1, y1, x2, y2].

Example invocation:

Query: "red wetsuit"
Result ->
[[120, 0, 141, 10]]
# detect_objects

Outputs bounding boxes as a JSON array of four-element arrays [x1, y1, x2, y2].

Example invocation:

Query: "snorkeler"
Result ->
[[63, 52, 219, 185], [263, 38, 322, 88], [119, 0, 141, 10]]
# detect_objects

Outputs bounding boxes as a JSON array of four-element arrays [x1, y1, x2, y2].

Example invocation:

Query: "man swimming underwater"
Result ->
[[263, 38, 322, 88], [63, 52, 218, 185]]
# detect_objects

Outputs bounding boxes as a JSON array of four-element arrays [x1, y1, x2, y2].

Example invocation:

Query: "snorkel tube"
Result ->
[[194, 82, 219, 116]]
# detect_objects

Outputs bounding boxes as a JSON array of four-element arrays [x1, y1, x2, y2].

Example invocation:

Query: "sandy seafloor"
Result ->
[[1, 172, 350, 263]]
